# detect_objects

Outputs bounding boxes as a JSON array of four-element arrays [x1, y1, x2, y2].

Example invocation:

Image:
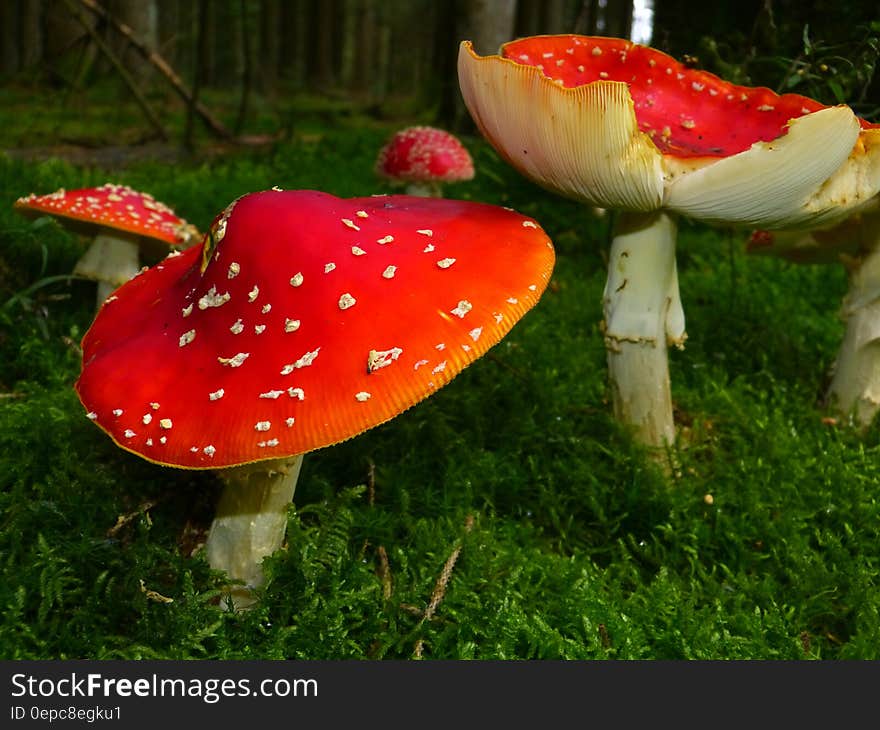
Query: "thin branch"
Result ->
[[63, 0, 168, 140], [76, 0, 234, 141]]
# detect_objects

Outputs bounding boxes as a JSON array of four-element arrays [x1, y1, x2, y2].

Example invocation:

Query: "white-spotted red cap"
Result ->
[[14, 183, 200, 250], [375, 126, 475, 185], [458, 35, 880, 230], [75, 189, 554, 469]]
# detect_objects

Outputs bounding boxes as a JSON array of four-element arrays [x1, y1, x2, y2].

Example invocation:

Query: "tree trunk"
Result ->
[[258, 0, 280, 94], [106, 0, 159, 82], [1, 1, 19, 73]]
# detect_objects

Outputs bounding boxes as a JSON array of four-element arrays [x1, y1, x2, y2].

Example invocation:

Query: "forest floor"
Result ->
[[1, 84, 879, 660]]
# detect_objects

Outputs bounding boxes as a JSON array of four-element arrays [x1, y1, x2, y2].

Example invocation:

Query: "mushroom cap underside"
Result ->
[[458, 36, 880, 227], [76, 189, 555, 469]]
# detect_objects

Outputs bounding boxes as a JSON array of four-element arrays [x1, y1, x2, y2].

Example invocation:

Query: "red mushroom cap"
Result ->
[[375, 126, 475, 184], [75, 189, 554, 469], [501, 35, 879, 159], [459, 35, 880, 229], [14, 183, 199, 251]]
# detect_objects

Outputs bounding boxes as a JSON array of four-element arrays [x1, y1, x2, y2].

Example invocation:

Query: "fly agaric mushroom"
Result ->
[[75, 188, 554, 608], [14, 183, 200, 308], [747, 196, 880, 425], [458, 34, 880, 449], [375, 126, 475, 197]]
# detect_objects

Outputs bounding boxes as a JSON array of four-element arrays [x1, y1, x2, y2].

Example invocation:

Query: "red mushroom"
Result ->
[[746, 195, 880, 425], [375, 126, 475, 197], [14, 183, 200, 308], [458, 35, 880, 450], [75, 188, 554, 607]]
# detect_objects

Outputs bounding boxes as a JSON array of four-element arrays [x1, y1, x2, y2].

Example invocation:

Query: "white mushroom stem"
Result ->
[[205, 454, 304, 609], [825, 215, 880, 425], [404, 182, 441, 197], [602, 210, 685, 448], [72, 233, 142, 307]]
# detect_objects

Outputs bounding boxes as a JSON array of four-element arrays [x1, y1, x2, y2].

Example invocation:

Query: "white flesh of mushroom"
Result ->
[[205, 455, 304, 610], [72, 233, 142, 306], [603, 211, 684, 448]]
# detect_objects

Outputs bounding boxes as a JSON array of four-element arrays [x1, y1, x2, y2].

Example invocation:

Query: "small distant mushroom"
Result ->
[[747, 196, 880, 425], [75, 188, 554, 608], [14, 183, 200, 308], [375, 126, 475, 197], [458, 35, 880, 450]]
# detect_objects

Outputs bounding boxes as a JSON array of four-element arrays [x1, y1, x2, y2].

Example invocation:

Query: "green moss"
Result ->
[[1, 123, 878, 661]]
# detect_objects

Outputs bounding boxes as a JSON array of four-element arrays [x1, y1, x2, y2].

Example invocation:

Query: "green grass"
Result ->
[[1, 120, 879, 660]]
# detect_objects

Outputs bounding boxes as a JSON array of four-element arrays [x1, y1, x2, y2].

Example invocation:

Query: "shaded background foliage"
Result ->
[[1, 0, 877, 150]]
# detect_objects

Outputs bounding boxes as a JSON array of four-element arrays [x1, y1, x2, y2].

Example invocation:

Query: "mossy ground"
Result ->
[[1, 99, 879, 660]]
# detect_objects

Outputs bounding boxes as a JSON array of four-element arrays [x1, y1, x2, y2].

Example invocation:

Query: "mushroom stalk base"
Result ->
[[602, 211, 685, 450], [205, 455, 304, 609], [826, 221, 880, 425], [72, 234, 141, 307]]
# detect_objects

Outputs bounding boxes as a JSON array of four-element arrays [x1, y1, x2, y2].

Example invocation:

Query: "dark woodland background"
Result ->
[[0, 0, 877, 150]]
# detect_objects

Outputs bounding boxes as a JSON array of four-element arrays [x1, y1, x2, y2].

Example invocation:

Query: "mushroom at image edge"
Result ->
[[75, 188, 555, 608], [458, 34, 880, 452], [746, 196, 880, 426], [14, 183, 200, 308], [375, 125, 475, 197]]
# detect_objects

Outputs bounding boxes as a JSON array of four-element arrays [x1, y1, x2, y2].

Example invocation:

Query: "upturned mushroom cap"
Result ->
[[458, 35, 880, 230], [14, 183, 200, 254], [375, 126, 475, 185], [75, 189, 554, 469]]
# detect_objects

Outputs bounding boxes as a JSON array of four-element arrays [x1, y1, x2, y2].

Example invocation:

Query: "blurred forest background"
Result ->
[[0, 0, 878, 153]]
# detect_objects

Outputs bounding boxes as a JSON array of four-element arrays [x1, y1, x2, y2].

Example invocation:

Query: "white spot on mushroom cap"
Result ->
[[281, 347, 320, 374], [351, 246, 366, 256], [437, 258, 456, 269], [451, 300, 472, 318], [423, 244, 435, 253], [182, 304, 193, 318], [255, 421, 271, 432], [522, 221, 538, 229], [367, 347, 403, 372], [260, 390, 285, 399], [382, 265, 397, 279], [417, 229, 433, 237], [209, 389, 225, 401], [218, 352, 250, 367], [288, 387, 304, 400], [254, 324, 266, 334], [338, 292, 356, 310], [142, 413, 152, 425], [469, 327, 483, 342], [248, 285, 259, 302], [290, 272, 304, 287], [342, 218, 360, 231], [198, 286, 230, 309], [113, 409, 123, 417], [230, 319, 244, 335], [284, 318, 301, 333], [179, 329, 196, 347], [377, 235, 394, 245], [159, 418, 172, 429], [414, 359, 429, 370], [227, 262, 240, 279], [204, 445, 216, 457], [86, 411, 98, 420], [355, 210, 369, 218], [324, 263, 336, 273], [285, 417, 296, 427], [124, 429, 136, 438], [432, 361, 447, 374], [355, 392, 371, 402]]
